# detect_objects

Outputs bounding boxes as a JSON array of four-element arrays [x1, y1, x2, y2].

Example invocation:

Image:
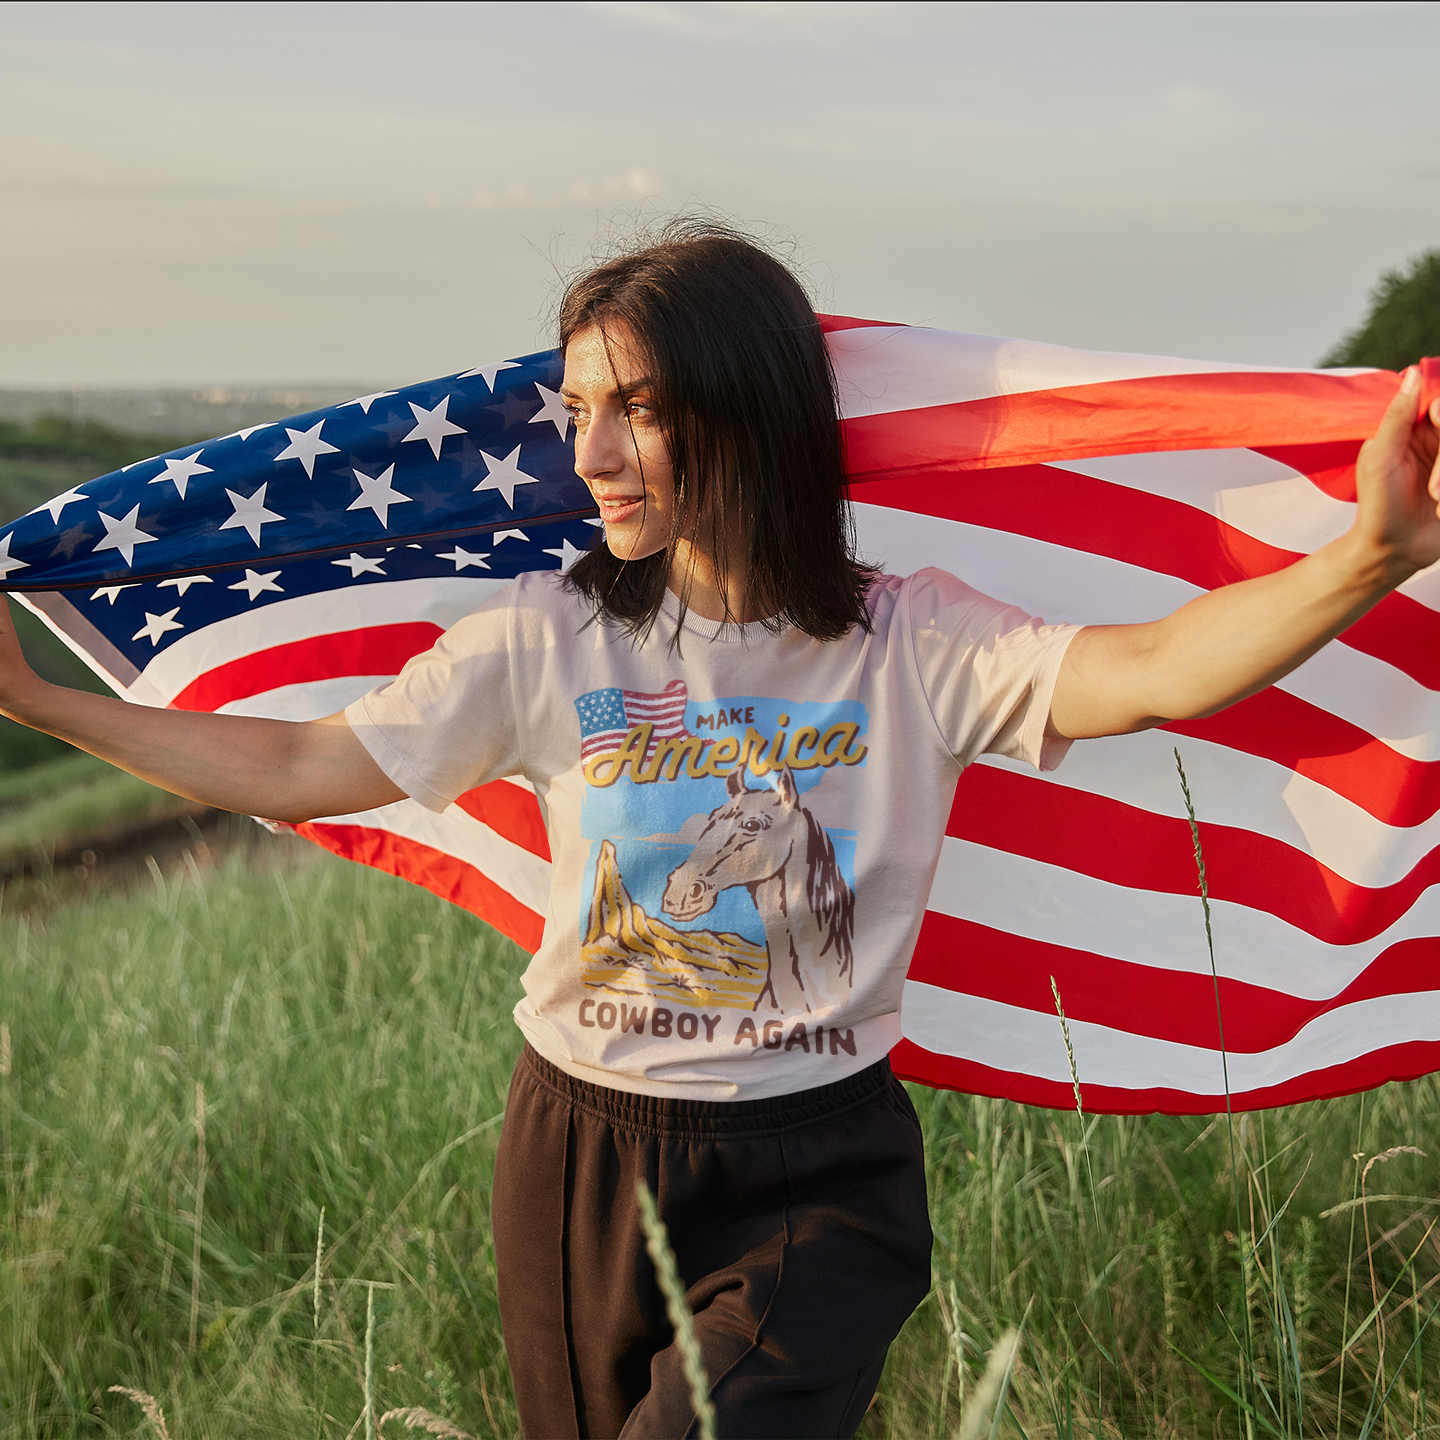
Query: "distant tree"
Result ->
[[1321, 250, 1440, 369]]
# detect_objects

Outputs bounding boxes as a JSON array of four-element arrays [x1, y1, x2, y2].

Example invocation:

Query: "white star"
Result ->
[[93, 505, 158, 567], [0, 534, 28, 580], [436, 544, 490, 571], [120, 456, 158, 473], [583, 517, 605, 527], [543, 537, 586, 571], [402, 397, 467, 460], [493, 528, 529, 544], [529, 383, 571, 441], [474, 446, 540, 509], [158, 574, 213, 596], [219, 423, 275, 441], [273, 421, 340, 479], [457, 360, 519, 390], [132, 608, 183, 646], [29, 485, 88, 523], [147, 449, 212, 499], [220, 483, 285, 545], [347, 465, 411, 528], [331, 552, 387, 577], [90, 584, 138, 604], [340, 390, 398, 415], [227, 569, 284, 601]]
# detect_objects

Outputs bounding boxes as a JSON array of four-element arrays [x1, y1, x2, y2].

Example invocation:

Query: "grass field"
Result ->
[[3, 829, 1439, 1438]]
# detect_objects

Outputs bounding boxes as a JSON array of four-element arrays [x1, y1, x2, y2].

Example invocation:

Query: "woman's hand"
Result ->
[[1351, 367, 1440, 580], [0, 596, 44, 712], [1049, 369, 1440, 740], [0, 596, 404, 822]]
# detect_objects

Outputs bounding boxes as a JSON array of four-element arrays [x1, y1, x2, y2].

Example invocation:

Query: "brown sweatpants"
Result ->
[[491, 1045, 932, 1439]]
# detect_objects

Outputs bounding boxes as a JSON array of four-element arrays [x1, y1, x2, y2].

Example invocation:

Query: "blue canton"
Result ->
[[0, 348, 594, 593]]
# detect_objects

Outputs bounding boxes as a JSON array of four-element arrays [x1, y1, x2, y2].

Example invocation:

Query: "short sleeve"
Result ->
[[903, 568, 1081, 772], [345, 581, 522, 812]]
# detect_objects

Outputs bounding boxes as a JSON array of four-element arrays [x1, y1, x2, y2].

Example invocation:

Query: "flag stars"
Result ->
[[436, 544, 490, 571], [227, 569, 284, 601], [147, 449, 213, 499], [219, 423, 275, 442], [529, 384, 571, 441], [220, 483, 285, 545], [0, 535, 28, 580], [494, 528, 528, 544], [29, 484, 89, 524], [273, 420, 340, 479], [474, 446, 540, 508], [93, 505, 158, 566], [132, 607, 184, 646], [331, 552, 387, 577], [543, 537, 586, 571], [91, 584, 139, 604], [341, 390, 398, 415], [158, 575, 213, 596], [402, 396, 467, 459], [457, 360, 519, 390], [348, 465, 412, 528]]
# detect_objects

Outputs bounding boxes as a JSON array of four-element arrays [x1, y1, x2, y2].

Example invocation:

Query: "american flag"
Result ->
[[4, 317, 1438, 1115], [576, 681, 692, 763]]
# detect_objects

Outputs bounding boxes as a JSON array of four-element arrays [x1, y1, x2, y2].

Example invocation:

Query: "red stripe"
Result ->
[[455, 779, 551, 861], [948, 764, 1438, 945], [908, 911, 1440, 1054], [818, 314, 902, 334], [1253, 440, 1362, 502], [1162, 689, 1438, 829], [294, 820, 545, 952], [889, 1035, 1440, 1116], [860, 462, 1440, 691], [169, 623, 443, 712], [841, 370, 1398, 477]]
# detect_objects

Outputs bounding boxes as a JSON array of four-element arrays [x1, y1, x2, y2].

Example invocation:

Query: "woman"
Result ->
[[3, 221, 1438, 1438]]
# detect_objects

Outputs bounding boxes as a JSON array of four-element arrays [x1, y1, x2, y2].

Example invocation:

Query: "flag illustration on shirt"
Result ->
[[4, 320, 1440, 1116], [576, 681, 692, 764]]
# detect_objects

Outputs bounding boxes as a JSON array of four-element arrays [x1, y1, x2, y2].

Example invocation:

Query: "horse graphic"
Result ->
[[661, 765, 855, 1014]]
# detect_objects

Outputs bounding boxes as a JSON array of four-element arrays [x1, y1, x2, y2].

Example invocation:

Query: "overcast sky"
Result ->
[[4, 0, 1440, 386]]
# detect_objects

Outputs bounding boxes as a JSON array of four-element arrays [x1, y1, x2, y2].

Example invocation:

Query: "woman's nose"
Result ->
[[574, 415, 625, 480]]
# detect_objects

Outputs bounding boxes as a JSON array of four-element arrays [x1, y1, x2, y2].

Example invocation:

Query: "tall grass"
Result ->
[[2, 834, 1439, 1436]]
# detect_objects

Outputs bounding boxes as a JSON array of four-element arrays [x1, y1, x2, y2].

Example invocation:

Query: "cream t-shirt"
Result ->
[[346, 568, 1079, 1101]]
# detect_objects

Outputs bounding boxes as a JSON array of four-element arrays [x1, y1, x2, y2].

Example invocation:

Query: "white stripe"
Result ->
[[827, 325, 1344, 421], [1051, 450, 1440, 617], [217, 675, 393, 720], [928, 837, 1440, 1000], [854, 504, 1440, 760], [900, 979, 1440, 1089], [309, 796, 552, 917], [978, 730, 1435, 891], [1054, 449, 1356, 557], [137, 577, 509, 702]]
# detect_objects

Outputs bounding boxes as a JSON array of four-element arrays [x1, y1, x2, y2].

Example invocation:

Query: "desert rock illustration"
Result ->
[[581, 840, 769, 1009]]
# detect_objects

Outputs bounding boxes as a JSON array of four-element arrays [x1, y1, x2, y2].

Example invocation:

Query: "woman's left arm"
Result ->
[[1048, 368, 1440, 741]]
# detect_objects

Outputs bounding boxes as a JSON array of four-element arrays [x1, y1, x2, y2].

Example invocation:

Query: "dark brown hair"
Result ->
[[559, 218, 877, 642]]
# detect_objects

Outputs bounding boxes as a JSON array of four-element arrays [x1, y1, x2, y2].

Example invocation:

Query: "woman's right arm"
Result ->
[[0, 598, 406, 822]]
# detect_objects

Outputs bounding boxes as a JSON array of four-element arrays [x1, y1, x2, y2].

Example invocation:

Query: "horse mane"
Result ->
[[803, 810, 855, 980]]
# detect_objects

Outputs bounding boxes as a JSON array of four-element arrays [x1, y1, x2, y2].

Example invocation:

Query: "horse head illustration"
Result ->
[[662, 765, 854, 1014]]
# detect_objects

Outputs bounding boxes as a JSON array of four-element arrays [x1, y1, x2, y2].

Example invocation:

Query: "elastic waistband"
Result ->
[[516, 1043, 896, 1140]]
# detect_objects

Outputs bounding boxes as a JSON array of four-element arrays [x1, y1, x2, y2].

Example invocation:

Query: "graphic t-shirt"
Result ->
[[346, 569, 1080, 1101]]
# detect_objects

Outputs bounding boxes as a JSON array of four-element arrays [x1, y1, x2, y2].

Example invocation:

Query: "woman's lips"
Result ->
[[597, 496, 644, 524]]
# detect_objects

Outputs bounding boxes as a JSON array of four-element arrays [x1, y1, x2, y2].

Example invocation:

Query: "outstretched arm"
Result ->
[[1048, 368, 1440, 740], [0, 599, 405, 822]]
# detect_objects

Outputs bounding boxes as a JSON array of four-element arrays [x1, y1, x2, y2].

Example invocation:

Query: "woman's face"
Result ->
[[562, 323, 676, 562]]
